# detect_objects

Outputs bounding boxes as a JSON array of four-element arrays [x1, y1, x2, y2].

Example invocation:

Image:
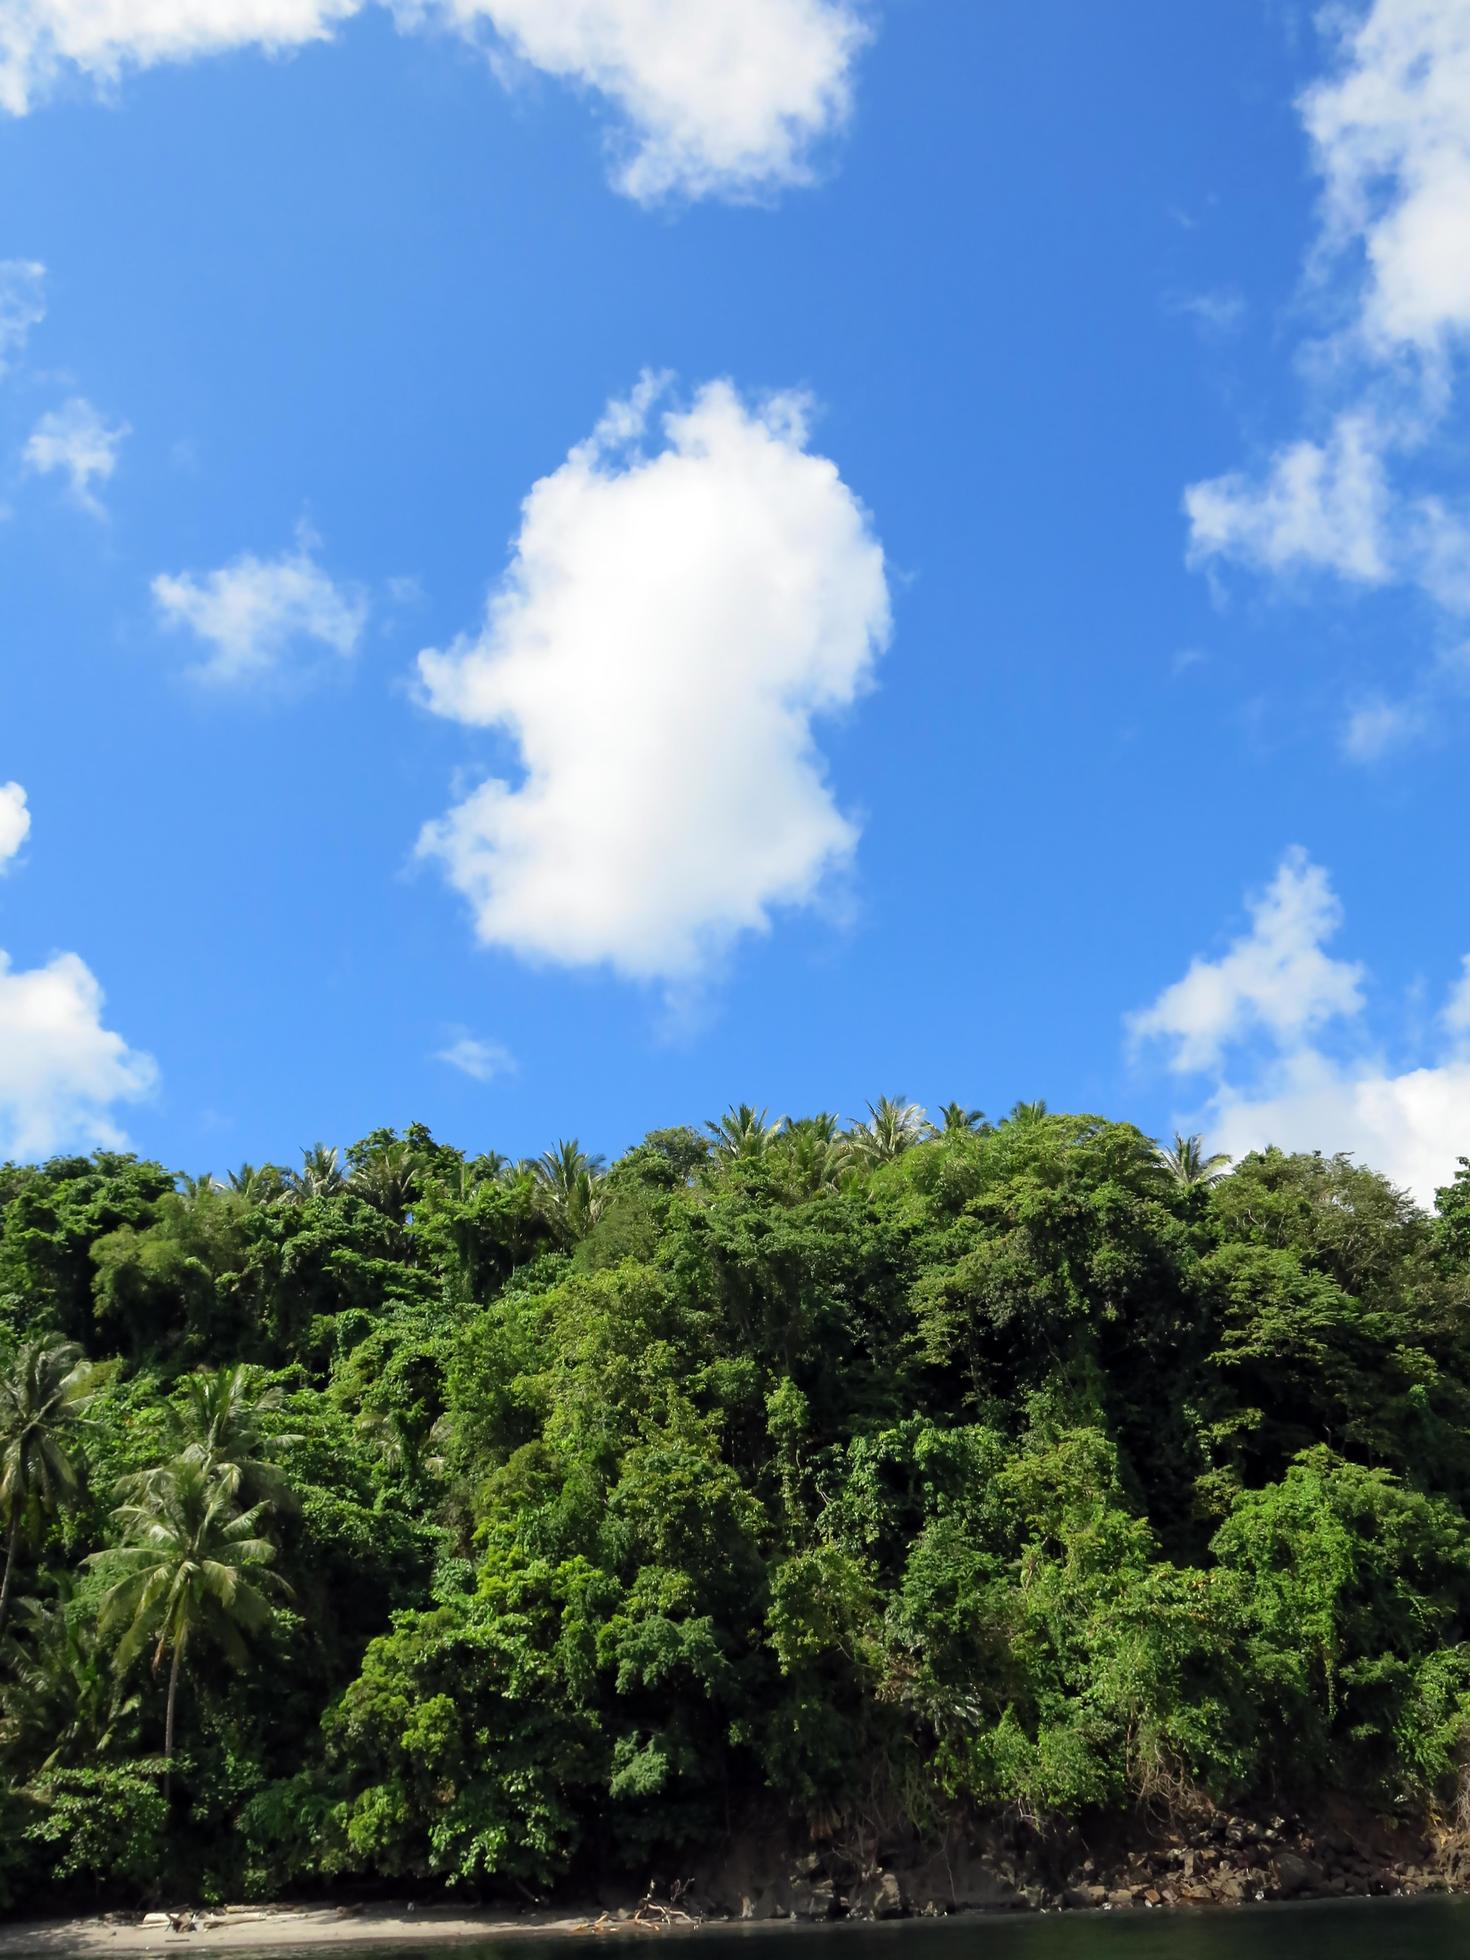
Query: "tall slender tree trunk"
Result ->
[[163, 1638, 184, 1803], [0, 1504, 22, 1642]]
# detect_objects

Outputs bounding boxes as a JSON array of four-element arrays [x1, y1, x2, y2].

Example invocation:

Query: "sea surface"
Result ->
[[364, 1902, 1470, 1960]]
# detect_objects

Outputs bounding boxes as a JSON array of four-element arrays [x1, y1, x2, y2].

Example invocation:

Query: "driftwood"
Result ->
[[574, 1881, 702, 1936]]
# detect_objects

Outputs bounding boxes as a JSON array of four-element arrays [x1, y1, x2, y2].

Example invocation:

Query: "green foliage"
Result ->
[[21, 1762, 170, 1893], [3, 1109, 1470, 1907]]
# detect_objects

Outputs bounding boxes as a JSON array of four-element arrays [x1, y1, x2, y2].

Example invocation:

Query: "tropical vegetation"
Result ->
[[3, 1104, 1470, 1907]]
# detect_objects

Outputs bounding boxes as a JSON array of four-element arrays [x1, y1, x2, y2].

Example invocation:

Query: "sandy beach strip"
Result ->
[[0, 1905, 674, 1957]]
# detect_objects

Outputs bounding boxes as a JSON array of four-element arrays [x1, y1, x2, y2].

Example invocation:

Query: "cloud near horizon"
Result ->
[[0, 950, 159, 1157], [1130, 848, 1470, 1206], [0, 0, 869, 203], [416, 373, 891, 985], [0, 791, 157, 1156]]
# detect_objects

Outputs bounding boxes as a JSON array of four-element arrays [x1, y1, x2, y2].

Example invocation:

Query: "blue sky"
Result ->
[[3, 0, 1470, 1201]]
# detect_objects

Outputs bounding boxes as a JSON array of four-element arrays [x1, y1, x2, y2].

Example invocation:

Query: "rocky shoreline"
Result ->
[[3, 1804, 1469, 1954], [670, 1800, 1470, 1920]]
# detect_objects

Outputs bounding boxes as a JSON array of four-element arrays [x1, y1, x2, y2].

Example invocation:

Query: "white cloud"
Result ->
[[0, 783, 30, 869], [1127, 848, 1365, 1073], [0, 797, 156, 1156], [1443, 953, 1470, 1035], [1341, 692, 1428, 760], [456, 0, 867, 202], [1303, 0, 1470, 357], [0, 0, 868, 202], [0, 0, 361, 115], [1186, 412, 1393, 585], [1209, 1051, 1470, 1212], [1167, 287, 1247, 338], [0, 949, 157, 1158], [1130, 847, 1470, 1206], [436, 1031, 515, 1082], [24, 396, 129, 514], [151, 530, 367, 683], [1183, 1, 1470, 746], [417, 373, 890, 983], [0, 259, 44, 375]]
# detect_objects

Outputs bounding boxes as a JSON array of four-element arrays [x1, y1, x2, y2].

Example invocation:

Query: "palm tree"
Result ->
[[849, 1096, 926, 1165], [1155, 1132, 1231, 1190], [0, 1339, 99, 1641], [175, 1171, 222, 1200], [279, 1144, 345, 1205], [779, 1118, 850, 1197], [224, 1163, 283, 1204], [356, 1408, 448, 1489], [119, 1364, 297, 1517], [533, 1139, 607, 1241], [429, 1153, 507, 1205], [349, 1142, 420, 1225], [1006, 1099, 1051, 1128], [927, 1101, 988, 1137], [182, 1363, 297, 1505], [706, 1105, 786, 1164], [0, 1582, 136, 1773], [94, 1461, 291, 1789]]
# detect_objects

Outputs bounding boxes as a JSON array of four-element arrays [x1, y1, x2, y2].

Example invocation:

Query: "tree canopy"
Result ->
[[3, 1111, 1470, 1908]]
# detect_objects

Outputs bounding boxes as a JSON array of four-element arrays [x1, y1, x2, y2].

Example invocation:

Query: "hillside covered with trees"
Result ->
[[3, 1101, 1470, 1911]]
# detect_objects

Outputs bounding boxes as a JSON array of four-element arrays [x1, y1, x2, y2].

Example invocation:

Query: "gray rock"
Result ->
[[738, 1893, 780, 1923], [1275, 1851, 1324, 1899], [849, 1872, 904, 1920], [782, 1878, 835, 1921], [1062, 1885, 1106, 1910]]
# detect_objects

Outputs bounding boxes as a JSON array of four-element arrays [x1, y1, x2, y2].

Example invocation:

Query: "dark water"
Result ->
[[368, 1904, 1470, 1960]]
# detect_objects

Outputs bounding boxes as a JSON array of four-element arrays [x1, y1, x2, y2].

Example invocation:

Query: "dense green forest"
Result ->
[[3, 1100, 1470, 1911]]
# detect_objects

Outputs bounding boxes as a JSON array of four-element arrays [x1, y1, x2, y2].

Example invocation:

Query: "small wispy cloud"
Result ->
[[436, 1032, 517, 1083], [1166, 286, 1247, 338], [151, 525, 367, 684], [0, 259, 44, 375], [24, 396, 129, 515], [1341, 694, 1428, 763]]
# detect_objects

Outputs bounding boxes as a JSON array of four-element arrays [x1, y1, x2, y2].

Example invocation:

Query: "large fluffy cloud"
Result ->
[[0, 0, 868, 201], [1131, 848, 1470, 1206], [1184, 0, 1470, 745], [416, 374, 890, 983], [0, 950, 158, 1157], [152, 530, 366, 683]]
